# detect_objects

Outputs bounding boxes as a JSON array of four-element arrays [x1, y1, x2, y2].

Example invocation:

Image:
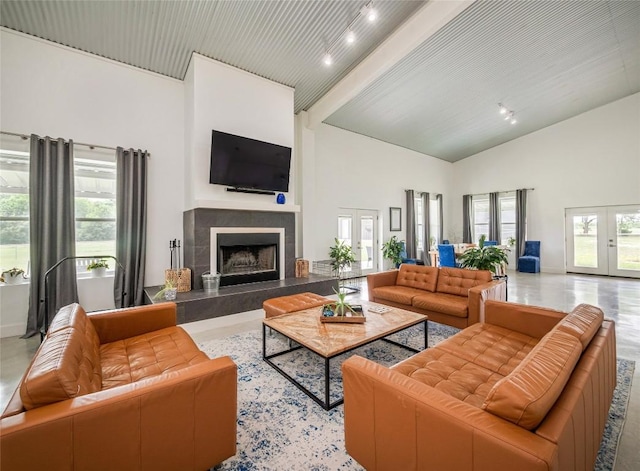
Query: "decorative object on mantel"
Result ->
[[202, 271, 221, 293], [154, 278, 177, 301], [1, 267, 26, 284], [295, 259, 309, 278], [389, 207, 401, 231], [276, 193, 286, 204], [165, 239, 191, 292]]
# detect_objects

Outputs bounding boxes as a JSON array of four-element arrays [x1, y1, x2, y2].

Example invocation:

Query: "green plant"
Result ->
[[2, 267, 25, 277], [329, 238, 356, 273], [507, 236, 516, 247], [382, 236, 404, 267], [478, 234, 487, 248], [153, 279, 176, 300], [86, 260, 109, 271], [458, 246, 508, 274], [328, 287, 352, 316]]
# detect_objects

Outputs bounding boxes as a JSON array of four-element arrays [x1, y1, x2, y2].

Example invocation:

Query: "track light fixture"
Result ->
[[497, 103, 518, 125], [322, 1, 378, 66]]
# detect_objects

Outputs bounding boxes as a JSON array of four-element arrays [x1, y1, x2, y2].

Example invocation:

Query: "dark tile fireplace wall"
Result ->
[[183, 208, 296, 290]]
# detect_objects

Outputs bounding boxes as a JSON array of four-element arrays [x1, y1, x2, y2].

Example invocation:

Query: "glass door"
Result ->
[[338, 208, 378, 276], [565, 205, 640, 278]]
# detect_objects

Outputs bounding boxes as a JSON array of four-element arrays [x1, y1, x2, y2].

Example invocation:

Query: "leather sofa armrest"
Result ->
[[367, 270, 399, 300], [1, 356, 237, 470], [467, 279, 506, 325], [484, 300, 565, 338], [342, 356, 558, 471], [88, 302, 177, 344]]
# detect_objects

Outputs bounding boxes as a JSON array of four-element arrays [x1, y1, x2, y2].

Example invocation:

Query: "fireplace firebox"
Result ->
[[216, 232, 280, 286]]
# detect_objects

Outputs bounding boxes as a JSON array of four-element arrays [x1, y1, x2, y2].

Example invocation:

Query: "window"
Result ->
[[0, 135, 30, 271], [74, 147, 117, 266], [472, 195, 489, 243], [415, 195, 441, 255], [499, 193, 516, 245], [0, 137, 117, 274]]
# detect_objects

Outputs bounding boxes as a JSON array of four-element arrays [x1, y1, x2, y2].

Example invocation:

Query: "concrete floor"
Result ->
[[1, 272, 638, 470]]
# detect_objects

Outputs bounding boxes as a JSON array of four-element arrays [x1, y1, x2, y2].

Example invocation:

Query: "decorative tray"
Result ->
[[319, 304, 366, 323]]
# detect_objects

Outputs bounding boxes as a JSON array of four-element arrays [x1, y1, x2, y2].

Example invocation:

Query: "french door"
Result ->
[[565, 205, 640, 278], [337, 208, 378, 276]]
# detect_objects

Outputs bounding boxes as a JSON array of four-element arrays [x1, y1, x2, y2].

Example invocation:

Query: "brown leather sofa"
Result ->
[[368, 264, 506, 328], [1, 302, 237, 471], [342, 300, 617, 471]]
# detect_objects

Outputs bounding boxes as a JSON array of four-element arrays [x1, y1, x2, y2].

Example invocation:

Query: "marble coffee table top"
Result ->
[[263, 300, 426, 357]]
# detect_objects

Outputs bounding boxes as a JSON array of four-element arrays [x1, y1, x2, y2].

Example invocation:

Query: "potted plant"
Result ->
[[457, 245, 508, 275], [1, 267, 25, 284], [329, 238, 356, 286], [323, 287, 353, 316], [87, 260, 109, 277], [154, 279, 177, 301], [382, 236, 403, 268]]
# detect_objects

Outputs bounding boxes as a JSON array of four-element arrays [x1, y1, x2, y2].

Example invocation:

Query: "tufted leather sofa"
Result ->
[[342, 300, 617, 471], [0, 302, 237, 471], [368, 265, 506, 329]]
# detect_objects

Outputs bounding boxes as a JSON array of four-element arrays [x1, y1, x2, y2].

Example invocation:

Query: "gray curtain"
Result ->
[[115, 147, 148, 307], [437, 193, 444, 243], [421, 192, 430, 265], [462, 194, 472, 243], [24, 135, 78, 337], [516, 189, 528, 261], [405, 189, 416, 258], [489, 192, 500, 242]]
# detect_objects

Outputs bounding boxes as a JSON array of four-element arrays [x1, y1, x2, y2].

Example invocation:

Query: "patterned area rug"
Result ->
[[198, 322, 634, 471]]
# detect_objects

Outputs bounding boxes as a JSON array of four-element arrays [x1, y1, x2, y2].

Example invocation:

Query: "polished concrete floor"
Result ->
[[1, 272, 638, 470]]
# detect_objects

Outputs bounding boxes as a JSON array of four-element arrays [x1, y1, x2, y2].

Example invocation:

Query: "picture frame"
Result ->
[[390, 207, 401, 231]]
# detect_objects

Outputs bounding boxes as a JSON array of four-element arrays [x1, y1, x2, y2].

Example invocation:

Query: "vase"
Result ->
[[91, 267, 107, 277], [276, 193, 286, 204], [3, 274, 23, 285], [164, 288, 178, 300]]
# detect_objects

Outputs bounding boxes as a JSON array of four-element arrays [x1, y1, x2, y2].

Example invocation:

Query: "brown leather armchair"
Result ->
[[1, 302, 237, 470]]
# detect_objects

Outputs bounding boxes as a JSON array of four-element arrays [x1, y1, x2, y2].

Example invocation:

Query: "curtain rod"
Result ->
[[467, 188, 534, 197], [0, 130, 151, 157]]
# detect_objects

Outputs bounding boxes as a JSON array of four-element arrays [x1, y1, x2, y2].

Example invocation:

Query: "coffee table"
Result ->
[[262, 300, 427, 410]]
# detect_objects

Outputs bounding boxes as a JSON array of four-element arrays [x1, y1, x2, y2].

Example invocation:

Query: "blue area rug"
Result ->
[[199, 322, 634, 471]]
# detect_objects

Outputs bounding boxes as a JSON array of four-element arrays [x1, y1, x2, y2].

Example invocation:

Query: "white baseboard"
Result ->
[[0, 322, 26, 339]]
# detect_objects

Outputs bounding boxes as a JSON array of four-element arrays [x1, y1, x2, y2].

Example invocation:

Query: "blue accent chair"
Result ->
[[518, 241, 541, 273], [484, 240, 498, 246], [438, 244, 457, 268], [399, 242, 424, 267]]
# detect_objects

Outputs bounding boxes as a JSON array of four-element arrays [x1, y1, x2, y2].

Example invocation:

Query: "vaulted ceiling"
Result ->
[[2, 0, 639, 162]]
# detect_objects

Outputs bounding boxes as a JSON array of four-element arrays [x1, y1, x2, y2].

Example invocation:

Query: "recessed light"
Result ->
[[323, 53, 333, 66], [346, 30, 356, 44]]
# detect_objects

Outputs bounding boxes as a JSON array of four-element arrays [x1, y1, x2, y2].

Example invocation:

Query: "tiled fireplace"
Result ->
[[183, 208, 295, 290]]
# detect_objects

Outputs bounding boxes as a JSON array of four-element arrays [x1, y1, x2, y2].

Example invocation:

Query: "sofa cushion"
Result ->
[[436, 268, 493, 297], [436, 323, 539, 376], [100, 326, 209, 389], [392, 347, 504, 408], [371, 285, 426, 305], [482, 329, 582, 430], [20, 325, 103, 410], [411, 292, 469, 318], [555, 303, 604, 350], [396, 264, 439, 292]]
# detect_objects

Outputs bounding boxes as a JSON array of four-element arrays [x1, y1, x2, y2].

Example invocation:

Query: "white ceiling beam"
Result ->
[[306, 0, 476, 129]]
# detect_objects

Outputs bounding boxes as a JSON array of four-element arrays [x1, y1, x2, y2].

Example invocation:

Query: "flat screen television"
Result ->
[[209, 130, 292, 193]]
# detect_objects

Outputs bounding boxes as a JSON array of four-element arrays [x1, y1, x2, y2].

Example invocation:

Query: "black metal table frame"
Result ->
[[262, 319, 428, 410]]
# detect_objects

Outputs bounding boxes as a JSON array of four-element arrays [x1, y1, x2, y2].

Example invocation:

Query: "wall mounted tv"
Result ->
[[209, 130, 292, 194]]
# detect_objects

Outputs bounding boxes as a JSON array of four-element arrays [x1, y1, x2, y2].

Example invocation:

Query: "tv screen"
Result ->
[[209, 130, 292, 193]]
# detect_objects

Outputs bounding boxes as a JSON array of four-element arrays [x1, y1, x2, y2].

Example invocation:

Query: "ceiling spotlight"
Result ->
[[504, 114, 511, 121], [498, 103, 508, 115], [510, 118, 517, 125], [346, 30, 356, 44], [323, 53, 333, 66], [367, 6, 378, 22]]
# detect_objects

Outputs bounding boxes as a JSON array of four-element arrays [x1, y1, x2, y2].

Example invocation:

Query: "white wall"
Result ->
[[185, 54, 296, 210], [302, 123, 453, 266], [0, 29, 185, 286], [452, 93, 640, 273]]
